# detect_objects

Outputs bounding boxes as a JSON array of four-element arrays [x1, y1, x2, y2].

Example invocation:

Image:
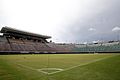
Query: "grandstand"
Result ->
[[0, 26, 120, 54], [74, 41, 120, 53], [0, 27, 53, 53]]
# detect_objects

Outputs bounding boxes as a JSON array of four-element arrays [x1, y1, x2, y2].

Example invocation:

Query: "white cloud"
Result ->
[[112, 26, 120, 32], [1, 0, 118, 42], [83, 42, 87, 44], [88, 28, 96, 31], [1, 0, 82, 38]]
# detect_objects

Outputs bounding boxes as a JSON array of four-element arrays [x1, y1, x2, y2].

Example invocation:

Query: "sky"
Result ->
[[0, 0, 120, 43]]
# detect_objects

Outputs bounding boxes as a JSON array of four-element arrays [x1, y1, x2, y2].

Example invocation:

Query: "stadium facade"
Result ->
[[0, 26, 120, 54]]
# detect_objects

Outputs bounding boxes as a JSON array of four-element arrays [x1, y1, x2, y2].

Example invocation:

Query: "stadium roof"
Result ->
[[0, 27, 51, 39]]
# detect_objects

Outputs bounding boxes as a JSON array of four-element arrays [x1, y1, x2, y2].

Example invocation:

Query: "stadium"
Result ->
[[0, 26, 120, 80], [0, 27, 120, 54]]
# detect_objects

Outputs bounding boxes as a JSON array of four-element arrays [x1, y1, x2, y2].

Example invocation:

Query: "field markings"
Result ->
[[16, 55, 116, 75], [17, 63, 36, 71], [37, 68, 63, 74], [17, 63, 64, 74], [48, 55, 116, 75], [17, 63, 48, 74]]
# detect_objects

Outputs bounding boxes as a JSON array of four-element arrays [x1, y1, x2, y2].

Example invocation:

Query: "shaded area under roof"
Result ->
[[0, 27, 51, 39]]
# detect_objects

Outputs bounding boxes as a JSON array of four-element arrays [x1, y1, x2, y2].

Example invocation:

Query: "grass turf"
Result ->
[[0, 54, 120, 80]]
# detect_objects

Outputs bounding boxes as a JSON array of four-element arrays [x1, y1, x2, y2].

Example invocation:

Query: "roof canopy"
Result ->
[[0, 27, 51, 39]]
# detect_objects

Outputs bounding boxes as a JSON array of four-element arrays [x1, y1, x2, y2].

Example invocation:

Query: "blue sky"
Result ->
[[0, 0, 120, 43]]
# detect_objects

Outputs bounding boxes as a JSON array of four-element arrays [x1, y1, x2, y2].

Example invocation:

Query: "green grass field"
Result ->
[[0, 54, 120, 80]]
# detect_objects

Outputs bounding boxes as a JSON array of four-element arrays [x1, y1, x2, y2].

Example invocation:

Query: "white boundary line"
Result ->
[[37, 68, 63, 74], [38, 68, 63, 71], [17, 63, 36, 71], [16, 55, 116, 75], [17, 63, 63, 74], [17, 63, 50, 74], [47, 55, 116, 75]]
